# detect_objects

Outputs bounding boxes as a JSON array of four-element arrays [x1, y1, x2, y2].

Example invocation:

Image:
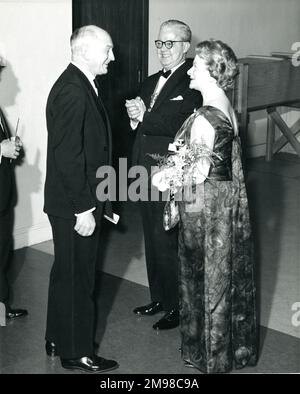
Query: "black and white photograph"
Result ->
[[0, 0, 299, 376]]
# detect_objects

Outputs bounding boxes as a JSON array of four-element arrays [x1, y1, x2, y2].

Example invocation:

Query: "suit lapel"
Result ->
[[151, 60, 191, 111], [68, 64, 107, 126], [68, 64, 113, 163], [96, 91, 113, 164], [0, 107, 9, 139], [90, 83, 113, 165]]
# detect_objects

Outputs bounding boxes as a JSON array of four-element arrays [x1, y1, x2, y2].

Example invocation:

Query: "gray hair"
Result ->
[[160, 20, 192, 42], [70, 25, 108, 57]]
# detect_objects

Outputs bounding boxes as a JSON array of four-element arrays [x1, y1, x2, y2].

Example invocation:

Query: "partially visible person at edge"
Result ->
[[125, 20, 202, 331], [44, 25, 118, 373], [0, 54, 27, 323], [153, 39, 258, 373]]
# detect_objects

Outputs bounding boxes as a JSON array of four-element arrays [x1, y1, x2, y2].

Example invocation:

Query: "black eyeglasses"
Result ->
[[155, 40, 187, 49]]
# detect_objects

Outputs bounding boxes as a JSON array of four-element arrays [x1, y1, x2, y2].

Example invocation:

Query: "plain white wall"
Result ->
[[0, 0, 72, 248], [149, 0, 300, 156]]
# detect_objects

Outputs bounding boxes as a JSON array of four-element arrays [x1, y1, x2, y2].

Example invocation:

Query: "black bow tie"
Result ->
[[159, 69, 171, 79]]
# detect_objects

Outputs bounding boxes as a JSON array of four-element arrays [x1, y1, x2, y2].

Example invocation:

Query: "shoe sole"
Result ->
[[134, 311, 163, 316], [61, 363, 119, 374], [153, 324, 179, 330]]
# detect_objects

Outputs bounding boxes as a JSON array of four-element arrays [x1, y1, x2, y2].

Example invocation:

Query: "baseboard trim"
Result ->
[[13, 221, 53, 250]]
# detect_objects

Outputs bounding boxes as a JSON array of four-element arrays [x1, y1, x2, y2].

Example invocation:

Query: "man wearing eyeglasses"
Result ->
[[125, 20, 202, 331]]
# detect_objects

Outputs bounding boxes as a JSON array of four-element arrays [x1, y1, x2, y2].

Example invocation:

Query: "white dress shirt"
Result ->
[[130, 60, 186, 130]]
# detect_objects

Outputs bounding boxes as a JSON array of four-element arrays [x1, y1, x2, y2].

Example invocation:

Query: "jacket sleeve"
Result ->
[[140, 88, 202, 138], [48, 84, 96, 214]]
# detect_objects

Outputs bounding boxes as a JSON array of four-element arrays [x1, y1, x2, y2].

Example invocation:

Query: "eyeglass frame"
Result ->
[[154, 40, 188, 49]]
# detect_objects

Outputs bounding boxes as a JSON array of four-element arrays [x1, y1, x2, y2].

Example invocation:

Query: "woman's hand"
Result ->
[[152, 170, 169, 192]]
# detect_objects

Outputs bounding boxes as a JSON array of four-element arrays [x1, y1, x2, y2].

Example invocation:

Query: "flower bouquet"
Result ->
[[151, 138, 220, 195], [150, 138, 220, 231]]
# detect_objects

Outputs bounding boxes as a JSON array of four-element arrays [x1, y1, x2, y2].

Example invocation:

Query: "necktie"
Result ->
[[93, 78, 107, 125], [93, 77, 101, 97], [159, 69, 171, 79], [148, 70, 172, 111], [0, 111, 8, 138]]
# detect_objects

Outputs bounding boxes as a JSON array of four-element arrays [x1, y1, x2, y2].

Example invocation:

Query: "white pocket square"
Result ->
[[170, 95, 183, 101]]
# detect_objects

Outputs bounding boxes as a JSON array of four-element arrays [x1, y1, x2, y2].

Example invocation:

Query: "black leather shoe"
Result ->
[[133, 301, 163, 316], [61, 355, 119, 373], [152, 309, 179, 330], [6, 306, 28, 320], [46, 341, 58, 357]]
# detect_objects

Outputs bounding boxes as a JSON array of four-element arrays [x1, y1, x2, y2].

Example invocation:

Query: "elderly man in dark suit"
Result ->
[[0, 57, 27, 323], [126, 20, 202, 330], [44, 25, 118, 373]]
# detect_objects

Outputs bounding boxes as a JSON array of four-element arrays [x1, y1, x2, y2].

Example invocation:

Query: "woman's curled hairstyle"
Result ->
[[196, 39, 238, 90]]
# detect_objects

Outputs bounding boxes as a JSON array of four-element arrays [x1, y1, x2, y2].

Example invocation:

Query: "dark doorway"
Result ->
[[72, 0, 149, 161]]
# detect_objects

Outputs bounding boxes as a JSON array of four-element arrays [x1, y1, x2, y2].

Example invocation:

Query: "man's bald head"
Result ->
[[71, 26, 110, 56], [70, 25, 114, 76]]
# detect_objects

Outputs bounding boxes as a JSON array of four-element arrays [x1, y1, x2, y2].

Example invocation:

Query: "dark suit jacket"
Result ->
[[132, 59, 202, 167], [44, 63, 113, 221], [0, 108, 14, 216]]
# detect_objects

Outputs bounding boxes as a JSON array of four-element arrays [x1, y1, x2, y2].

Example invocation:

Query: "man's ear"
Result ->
[[80, 44, 90, 61], [183, 42, 191, 54]]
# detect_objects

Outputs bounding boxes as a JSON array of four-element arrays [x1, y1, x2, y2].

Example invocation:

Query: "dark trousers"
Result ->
[[46, 215, 101, 359], [0, 208, 13, 303], [140, 199, 179, 311]]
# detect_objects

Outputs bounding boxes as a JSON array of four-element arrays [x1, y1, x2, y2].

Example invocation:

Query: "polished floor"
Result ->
[[0, 153, 299, 374]]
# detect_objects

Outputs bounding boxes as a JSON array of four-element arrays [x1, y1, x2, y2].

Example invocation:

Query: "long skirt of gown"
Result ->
[[178, 138, 258, 373]]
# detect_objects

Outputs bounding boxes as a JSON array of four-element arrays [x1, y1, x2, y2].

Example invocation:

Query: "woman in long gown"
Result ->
[[153, 39, 258, 373]]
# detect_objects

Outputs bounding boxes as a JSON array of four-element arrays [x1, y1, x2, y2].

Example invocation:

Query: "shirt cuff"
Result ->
[[0, 143, 2, 164], [75, 207, 96, 217]]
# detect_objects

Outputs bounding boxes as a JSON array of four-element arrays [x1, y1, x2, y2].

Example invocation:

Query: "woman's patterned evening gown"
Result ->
[[178, 106, 258, 373]]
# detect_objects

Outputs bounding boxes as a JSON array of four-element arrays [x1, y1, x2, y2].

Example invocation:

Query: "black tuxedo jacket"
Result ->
[[0, 108, 14, 216], [44, 64, 113, 221], [132, 59, 202, 167]]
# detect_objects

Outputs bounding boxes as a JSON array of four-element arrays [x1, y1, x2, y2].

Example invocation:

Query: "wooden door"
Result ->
[[72, 0, 149, 160]]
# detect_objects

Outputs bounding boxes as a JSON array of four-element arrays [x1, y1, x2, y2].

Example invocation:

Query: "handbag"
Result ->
[[163, 195, 179, 231]]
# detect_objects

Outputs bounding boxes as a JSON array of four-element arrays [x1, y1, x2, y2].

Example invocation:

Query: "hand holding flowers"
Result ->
[[151, 137, 221, 195]]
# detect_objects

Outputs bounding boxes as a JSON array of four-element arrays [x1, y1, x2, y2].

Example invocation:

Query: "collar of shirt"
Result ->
[[71, 61, 98, 96], [154, 60, 186, 97], [162, 59, 186, 77]]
